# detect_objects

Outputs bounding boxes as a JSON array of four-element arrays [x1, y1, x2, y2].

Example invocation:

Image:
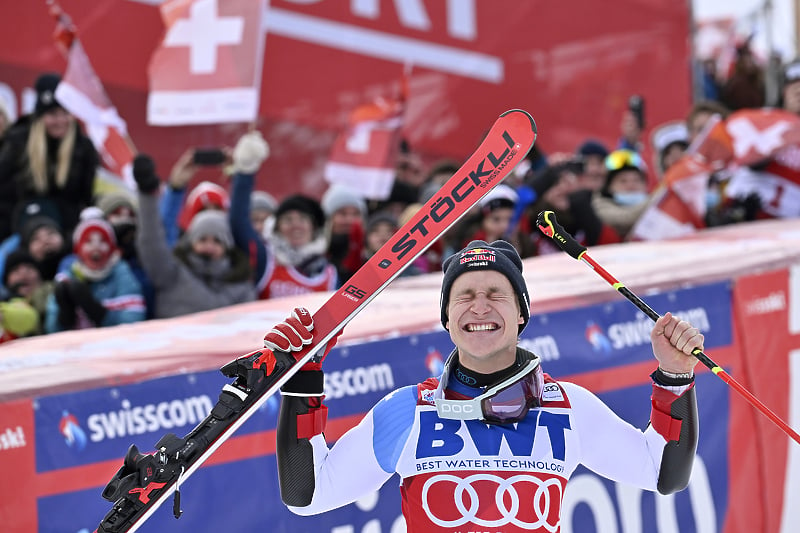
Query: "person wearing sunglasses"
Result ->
[[267, 239, 702, 531], [588, 148, 653, 240]]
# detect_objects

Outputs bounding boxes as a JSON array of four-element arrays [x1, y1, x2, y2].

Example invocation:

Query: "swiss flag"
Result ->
[[324, 71, 408, 200], [147, 0, 266, 125]]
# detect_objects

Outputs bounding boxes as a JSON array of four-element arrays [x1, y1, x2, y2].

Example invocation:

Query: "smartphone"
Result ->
[[628, 95, 646, 130], [192, 148, 227, 166]]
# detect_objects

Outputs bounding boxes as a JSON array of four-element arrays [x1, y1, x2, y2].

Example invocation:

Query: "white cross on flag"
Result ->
[[147, 0, 266, 125], [324, 94, 406, 200]]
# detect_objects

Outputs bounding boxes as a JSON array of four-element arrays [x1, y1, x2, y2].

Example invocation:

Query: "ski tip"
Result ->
[[500, 109, 537, 134]]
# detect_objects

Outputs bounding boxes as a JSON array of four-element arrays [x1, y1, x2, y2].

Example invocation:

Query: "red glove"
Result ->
[[263, 307, 341, 371]]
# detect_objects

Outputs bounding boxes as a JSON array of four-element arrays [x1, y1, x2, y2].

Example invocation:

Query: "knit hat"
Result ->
[[177, 181, 230, 230], [186, 210, 233, 249], [440, 240, 530, 333], [2, 250, 39, 288], [479, 184, 518, 212], [576, 139, 610, 159], [97, 190, 138, 221], [321, 184, 367, 218], [34, 73, 63, 116], [275, 194, 325, 229], [73, 218, 118, 270], [366, 211, 399, 234], [250, 190, 277, 214], [652, 122, 689, 155], [16, 198, 63, 247]]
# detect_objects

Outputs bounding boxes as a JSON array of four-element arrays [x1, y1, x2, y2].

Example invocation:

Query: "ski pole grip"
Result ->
[[536, 210, 587, 259]]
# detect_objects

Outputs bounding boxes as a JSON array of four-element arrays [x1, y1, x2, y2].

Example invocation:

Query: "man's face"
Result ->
[[365, 221, 397, 255], [481, 207, 513, 242], [330, 206, 363, 235], [542, 170, 579, 211], [78, 230, 114, 271], [6, 264, 41, 298], [41, 107, 71, 139], [446, 270, 523, 374], [191, 235, 226, 261], [276, 210, 314, 248], [578, 155, 606, 192], [28, 225, 63, 261]]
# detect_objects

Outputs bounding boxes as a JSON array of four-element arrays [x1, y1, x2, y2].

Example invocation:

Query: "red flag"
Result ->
[[49, 1, 136, 189], [324, 73, 408, 200], [630, 108, 800, 240], [147, 0, 266, 125]]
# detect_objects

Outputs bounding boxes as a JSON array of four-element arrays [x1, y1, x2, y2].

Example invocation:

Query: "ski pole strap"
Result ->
[[650, 387, 686, 442], [296, 404, 328, 440]]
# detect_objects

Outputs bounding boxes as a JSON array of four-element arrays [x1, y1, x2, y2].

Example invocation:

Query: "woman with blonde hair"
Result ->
[[0, 73, 98, 243]]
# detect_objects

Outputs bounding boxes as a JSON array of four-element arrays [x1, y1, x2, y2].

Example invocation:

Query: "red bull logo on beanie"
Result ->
[[459, 248, 497, 265]]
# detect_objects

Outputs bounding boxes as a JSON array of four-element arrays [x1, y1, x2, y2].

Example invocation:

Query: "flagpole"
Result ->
[[47, 0, 139, 156]]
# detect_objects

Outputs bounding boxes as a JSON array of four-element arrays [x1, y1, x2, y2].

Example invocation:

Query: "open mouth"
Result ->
[[465, 323, 499, 332]]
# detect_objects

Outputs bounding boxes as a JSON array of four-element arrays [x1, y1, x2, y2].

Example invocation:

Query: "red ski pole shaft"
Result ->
[[536, 210, 800, 446]]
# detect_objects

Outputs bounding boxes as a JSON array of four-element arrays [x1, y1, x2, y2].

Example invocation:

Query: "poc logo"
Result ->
[[438, 403, 477, 415]]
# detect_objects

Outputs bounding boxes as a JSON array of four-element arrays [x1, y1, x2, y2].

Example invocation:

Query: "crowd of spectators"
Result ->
[[1, 49, 799, 345]]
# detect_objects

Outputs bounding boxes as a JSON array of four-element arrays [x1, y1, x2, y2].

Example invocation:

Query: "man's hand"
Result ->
[[651, 312, 703, 375], [263, 307, 341, 371]]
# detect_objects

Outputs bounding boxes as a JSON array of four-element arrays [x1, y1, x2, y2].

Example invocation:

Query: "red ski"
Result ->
[[94, 108, 537, 532]]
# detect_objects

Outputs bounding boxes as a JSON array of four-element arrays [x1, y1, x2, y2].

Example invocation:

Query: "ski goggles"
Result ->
[[605, 149, 645, 172], [435, 357, 544, 425]]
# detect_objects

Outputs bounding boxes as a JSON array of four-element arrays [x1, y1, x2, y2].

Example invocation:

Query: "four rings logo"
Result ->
[[421, 473, 563, 531], [378, 131, 518, 268]]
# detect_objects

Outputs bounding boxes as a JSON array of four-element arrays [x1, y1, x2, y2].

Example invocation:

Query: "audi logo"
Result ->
[[420, 472, 563, 530]]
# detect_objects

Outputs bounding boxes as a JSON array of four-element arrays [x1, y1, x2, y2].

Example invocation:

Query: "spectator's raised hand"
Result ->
[[233, 131, 270, 175], [133, 154, 161, 194]]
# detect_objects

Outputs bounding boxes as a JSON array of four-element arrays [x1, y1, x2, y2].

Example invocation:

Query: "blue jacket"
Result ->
[[44, 259, 146, 333]]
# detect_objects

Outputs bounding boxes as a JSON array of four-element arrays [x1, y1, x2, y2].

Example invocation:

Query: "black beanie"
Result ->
[[440, 240, 530, 333], [34, 73, 63, 116], [275, 194, 325, 230], [3, 249, 39, 288]]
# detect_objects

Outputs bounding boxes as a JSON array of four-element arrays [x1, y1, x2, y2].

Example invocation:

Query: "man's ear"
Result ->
[[518, 314, 524, 325], [444, 320, 449, 331]]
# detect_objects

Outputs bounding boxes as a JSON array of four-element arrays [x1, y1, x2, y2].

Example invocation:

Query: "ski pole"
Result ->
[[536, 210, 800, 446]]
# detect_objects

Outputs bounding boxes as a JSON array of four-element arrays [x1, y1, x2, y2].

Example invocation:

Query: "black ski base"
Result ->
[[95, 348, 296, 533]]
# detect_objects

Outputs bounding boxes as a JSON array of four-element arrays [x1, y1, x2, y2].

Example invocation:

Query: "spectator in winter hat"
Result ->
[[133, 153, 255, 319], [44, 217, 145, 333], [650, 121, 689, 180], [575, 139, 610, 192], [0, 252, 40, 343], [321, 184, 367, 285], [590, 149, 651, 240], [251, 190, 278, 238], [96, 189, 156, 319], [254, 193, 337, 298], [0, 72, 98, 243], [15, 199, 70, 282]]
